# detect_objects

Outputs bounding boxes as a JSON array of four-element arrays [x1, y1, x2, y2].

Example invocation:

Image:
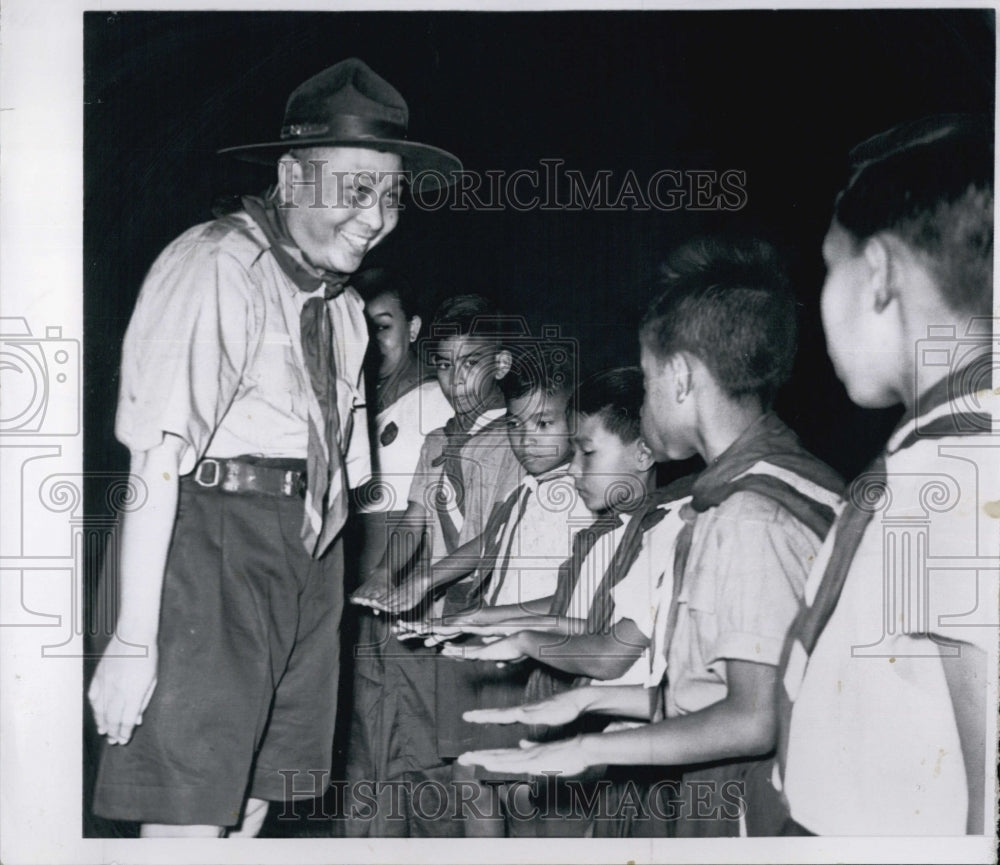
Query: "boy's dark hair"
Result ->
[[429, 293, 502, 336], [640, 237, 796, 407], [573, 367, 644, 444], [835, 114, 993, 316], [498, 341, 576, 403], [353, 267, 419, 320], [425, 293, 505, 361]]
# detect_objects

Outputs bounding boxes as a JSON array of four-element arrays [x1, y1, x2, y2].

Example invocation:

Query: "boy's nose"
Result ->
[[568, 453, 582, 478]]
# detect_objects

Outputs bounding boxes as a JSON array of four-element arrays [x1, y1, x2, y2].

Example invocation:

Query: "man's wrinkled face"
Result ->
[[280, 146, 403, 274]]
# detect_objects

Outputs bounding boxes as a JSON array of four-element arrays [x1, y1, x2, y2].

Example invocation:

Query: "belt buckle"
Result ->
[[195, 458, 221, 488], [282, 470, 307, 498]]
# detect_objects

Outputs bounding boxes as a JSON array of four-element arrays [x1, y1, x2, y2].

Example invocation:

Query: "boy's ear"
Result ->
[[862, 235, 896, 314], [669, 353, 693, 402], [493, 348, 513, 380], [634, 438, 656, 471], [407, 315, 422, 344]]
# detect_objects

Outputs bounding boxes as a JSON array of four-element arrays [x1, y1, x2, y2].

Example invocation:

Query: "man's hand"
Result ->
[[441, 633, 527, 664], [462, 688, 588, 727], [88, 639, 159, 746], [458, 734, 597, 777]]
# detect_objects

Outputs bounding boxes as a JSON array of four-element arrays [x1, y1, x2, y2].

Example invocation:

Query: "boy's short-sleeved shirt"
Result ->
[[662, 491, 822, 717], [484, 465, 591, 608], [558, 496, 689, 688], [610, 500, 690, 640], [780, 415, 1000, 835], [606, 498, 691, 687], [566, 519, 630, 623], [115, 212, 371, 485], [407, 410, 520, 563], [358, 380, 454, 515]]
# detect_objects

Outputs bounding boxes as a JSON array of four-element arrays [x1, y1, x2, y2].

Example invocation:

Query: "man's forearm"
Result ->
[[113, 438, 184, 646]]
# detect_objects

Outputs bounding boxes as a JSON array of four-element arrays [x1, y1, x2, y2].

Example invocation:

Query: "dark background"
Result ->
[[82, 8, 995, 836]]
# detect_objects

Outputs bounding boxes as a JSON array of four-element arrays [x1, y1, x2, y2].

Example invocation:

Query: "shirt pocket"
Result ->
[[250, 330, 306, 420]]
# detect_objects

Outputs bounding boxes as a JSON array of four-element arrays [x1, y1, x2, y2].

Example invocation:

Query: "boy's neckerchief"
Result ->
[[466, 460, 574, 607], [522, 475, 696, 738], [432, 392, 508, 553], [649, 412, 844, 722], [241, 192, 350, 558], [689, 412, 843, 536], [374, 348, 424, 415], [774, 359, 994, 782], [582, 476, 695, 639]]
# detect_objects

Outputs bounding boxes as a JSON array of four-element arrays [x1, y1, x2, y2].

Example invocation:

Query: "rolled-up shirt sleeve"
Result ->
[[695, 492, 818, 668], [115, 234, 260, 475]]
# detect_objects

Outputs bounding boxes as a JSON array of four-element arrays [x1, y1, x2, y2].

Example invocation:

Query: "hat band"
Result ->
[[281, 114, 408, 143]]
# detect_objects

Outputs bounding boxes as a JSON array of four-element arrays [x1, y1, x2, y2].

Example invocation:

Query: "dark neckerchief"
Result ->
[[467, 459, 574, 607], [691, 412, 843, 513], [774, 359, 995, 780], [648, 416, 842, 722], [241, 192, 349, 557], [375, 349, 424, 415], [431, 394, 508, 554], [241, 192, 348, 299], [524, 477, 695, 739], [431, 391, 507, 518]]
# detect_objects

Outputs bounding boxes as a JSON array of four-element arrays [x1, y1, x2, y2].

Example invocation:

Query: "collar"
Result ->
[[689, 412, 841, 513], [375, 350, 424, 414], [520, 458, 572, 493], [887, 356, 997, 455], [242, 192, 349, 299], [454, 396, 508, 436]]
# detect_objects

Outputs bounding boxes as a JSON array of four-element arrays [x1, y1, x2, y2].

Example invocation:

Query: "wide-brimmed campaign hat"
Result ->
[[219, 58, 462, 187]]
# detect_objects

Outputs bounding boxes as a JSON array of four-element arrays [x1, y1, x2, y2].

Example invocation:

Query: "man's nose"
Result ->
[[354, 196, 386, 233]]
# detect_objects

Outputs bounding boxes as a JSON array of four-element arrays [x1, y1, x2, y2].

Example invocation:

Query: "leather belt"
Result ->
[[189, 457, 306, 498]]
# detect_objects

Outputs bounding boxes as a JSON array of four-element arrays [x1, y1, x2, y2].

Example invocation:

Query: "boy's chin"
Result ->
[[522, 457, 565, 476], [840, 374, 902, 410]]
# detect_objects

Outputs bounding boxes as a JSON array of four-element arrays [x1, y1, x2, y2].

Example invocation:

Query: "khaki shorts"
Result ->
[[92, 477, 344, 827]]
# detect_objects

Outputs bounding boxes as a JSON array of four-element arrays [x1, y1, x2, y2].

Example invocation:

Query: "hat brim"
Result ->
[[217, 137, 462, 190]]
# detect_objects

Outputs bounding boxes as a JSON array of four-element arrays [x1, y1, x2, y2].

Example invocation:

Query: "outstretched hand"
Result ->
[[441, 634, 527, 664], [352, 573, 431, 615], [462, 688, 585, 727], [458, 734, 595, 777]]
